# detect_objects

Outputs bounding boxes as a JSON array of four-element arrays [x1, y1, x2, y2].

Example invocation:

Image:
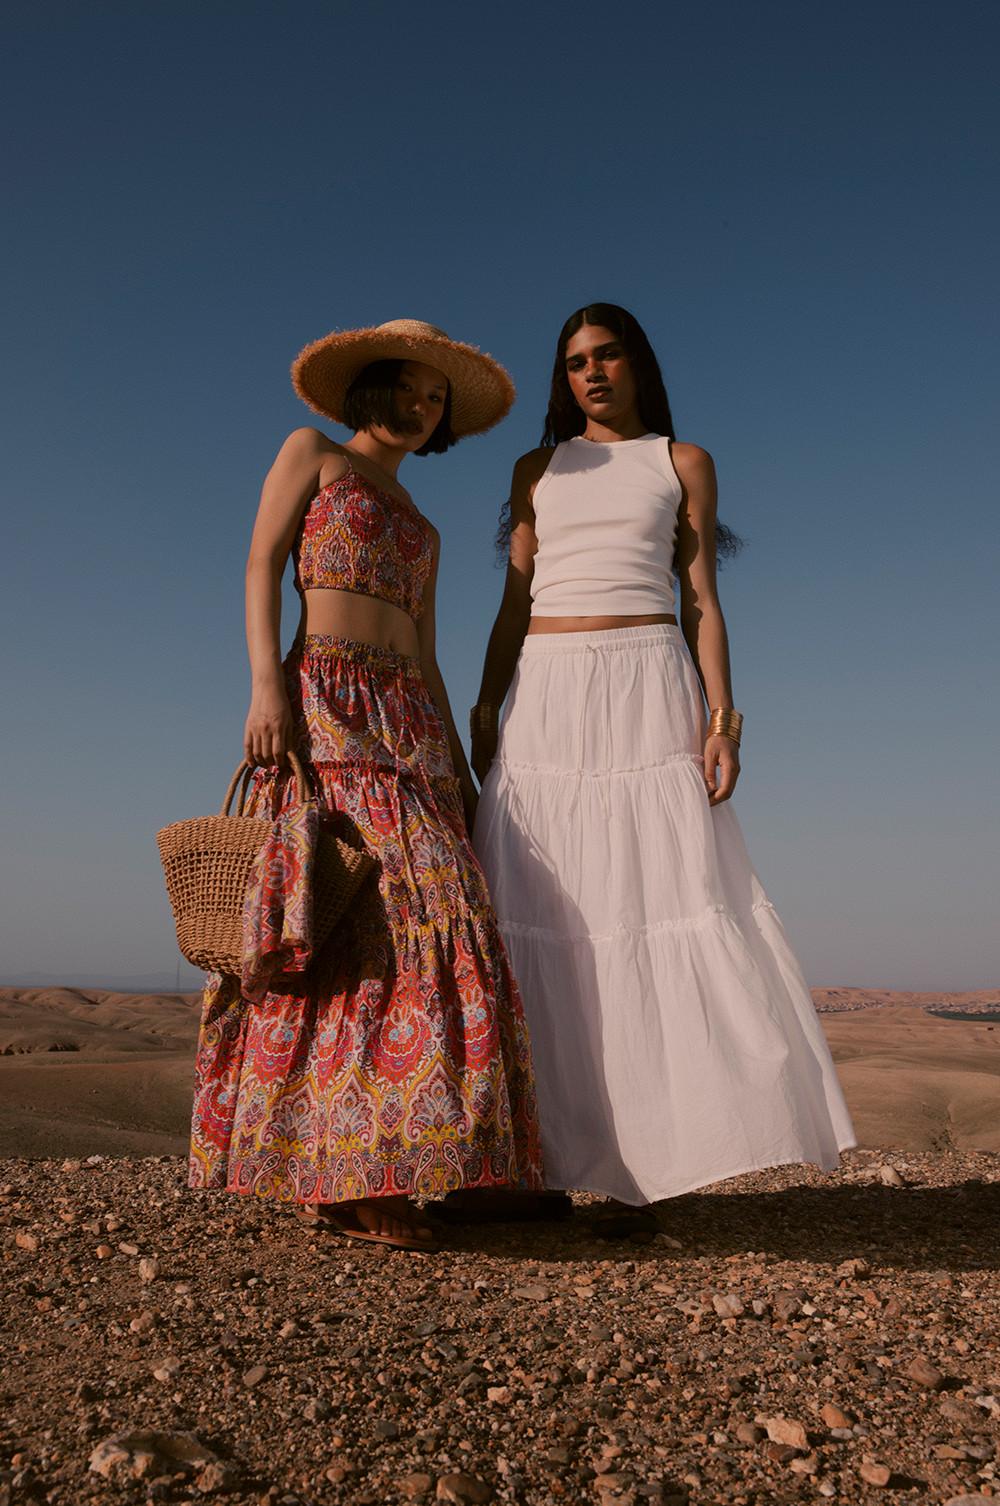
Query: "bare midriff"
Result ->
[[300, 588, 420, 659], [527, 612, 678, 635]]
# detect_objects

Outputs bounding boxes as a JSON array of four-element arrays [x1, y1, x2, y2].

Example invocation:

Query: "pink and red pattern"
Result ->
[[189, 635, 543, 1204], [293, 465, 435, 621], [240, 797, 321, 1005]]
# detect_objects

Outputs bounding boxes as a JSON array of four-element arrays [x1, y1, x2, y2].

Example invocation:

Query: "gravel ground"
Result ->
[[2, 1149, 998, 1506]]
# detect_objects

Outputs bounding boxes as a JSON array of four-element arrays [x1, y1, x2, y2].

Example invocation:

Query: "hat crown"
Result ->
[[291, 318, 515, 436], [376, 319, 449, 341]]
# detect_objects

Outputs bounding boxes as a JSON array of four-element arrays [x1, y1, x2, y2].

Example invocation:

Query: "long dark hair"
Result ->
[[497, 303, 742, 560], [542, 302, 676, 445]]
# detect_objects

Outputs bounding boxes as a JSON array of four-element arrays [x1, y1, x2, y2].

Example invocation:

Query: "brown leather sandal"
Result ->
[[292, 1199, 439, 1253]]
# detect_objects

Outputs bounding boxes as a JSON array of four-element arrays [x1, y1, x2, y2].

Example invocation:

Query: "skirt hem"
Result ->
[[190, 1164, 542, 1203], [544, 1139, 859, 1206]]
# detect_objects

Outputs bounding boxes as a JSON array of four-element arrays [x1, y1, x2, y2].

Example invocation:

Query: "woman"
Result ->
[[469, 303, 855, 1234], [188, 318, 543, 1250]]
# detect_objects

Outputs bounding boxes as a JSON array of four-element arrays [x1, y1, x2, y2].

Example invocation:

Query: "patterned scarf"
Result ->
[[240, 799, 320, 1003]]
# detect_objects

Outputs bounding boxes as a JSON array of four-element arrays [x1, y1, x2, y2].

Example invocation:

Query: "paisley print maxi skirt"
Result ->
[[189, 635, 543, 1204]]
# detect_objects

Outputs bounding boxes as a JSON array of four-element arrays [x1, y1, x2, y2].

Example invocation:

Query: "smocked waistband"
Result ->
[[291, 634, 422, 673], [519, 623, 685, 656]]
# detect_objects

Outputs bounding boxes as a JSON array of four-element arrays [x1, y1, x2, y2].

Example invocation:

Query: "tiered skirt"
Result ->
[[189, 635, 542, 1204], [474, 625, 856, 1205]]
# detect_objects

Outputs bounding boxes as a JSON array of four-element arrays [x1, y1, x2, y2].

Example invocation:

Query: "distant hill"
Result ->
[[1, 987, 998, 1156], [0, 986, 201, 1056], [812, 987, 1000, 1014]]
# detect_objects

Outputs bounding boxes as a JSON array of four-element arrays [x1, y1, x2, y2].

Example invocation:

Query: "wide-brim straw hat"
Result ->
[[291, 318, 515, 438]]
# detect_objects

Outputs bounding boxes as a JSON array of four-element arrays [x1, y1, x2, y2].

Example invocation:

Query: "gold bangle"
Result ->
[[708, 707, 743, 745]]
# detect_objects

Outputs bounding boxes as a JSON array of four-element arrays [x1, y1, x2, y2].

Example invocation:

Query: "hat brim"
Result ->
[[291, 326, 515, 438]]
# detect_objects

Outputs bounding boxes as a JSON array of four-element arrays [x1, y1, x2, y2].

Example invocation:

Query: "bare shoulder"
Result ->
[[505, 447, 552, 532], [266, 426, 342, 487], [670, 441, 716, 488], [275, 426, 339, 461], [513, 446, 556, 485]]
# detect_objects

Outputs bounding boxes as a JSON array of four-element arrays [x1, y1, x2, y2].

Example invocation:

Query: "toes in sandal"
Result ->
[[293, 1200, 438, 1252]]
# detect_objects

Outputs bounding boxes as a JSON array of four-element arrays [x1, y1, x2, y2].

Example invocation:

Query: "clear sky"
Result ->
[[2, 0, 997, 991]]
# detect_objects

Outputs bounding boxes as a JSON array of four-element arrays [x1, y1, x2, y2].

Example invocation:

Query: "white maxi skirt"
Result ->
[[474, 625, 856, 1204]]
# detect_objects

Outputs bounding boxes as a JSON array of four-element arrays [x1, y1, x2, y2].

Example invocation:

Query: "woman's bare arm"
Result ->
[[673, 443, 740, 806], [244, 427, 341, 764], [471, 449, 550, 781]]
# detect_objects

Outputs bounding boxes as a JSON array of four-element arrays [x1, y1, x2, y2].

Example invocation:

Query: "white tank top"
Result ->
[[530, 434, 682, 617]]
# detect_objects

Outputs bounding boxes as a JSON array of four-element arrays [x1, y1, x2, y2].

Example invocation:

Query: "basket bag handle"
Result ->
[[219, 751, 311, 817]]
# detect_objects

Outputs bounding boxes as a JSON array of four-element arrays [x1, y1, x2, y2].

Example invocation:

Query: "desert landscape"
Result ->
[[2, 986, 998, 1159], [2, 987, 998, 1506]]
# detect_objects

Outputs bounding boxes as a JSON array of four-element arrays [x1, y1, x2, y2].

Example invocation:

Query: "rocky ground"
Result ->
[[2, 1150, 998, 1506]]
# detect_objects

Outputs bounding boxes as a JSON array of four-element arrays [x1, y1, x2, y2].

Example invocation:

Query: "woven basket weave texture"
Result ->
[[156, 756, 373, 975]]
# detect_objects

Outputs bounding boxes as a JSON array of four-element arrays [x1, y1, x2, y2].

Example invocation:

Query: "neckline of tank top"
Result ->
[[314, 461, 423, 521], [568, 432, 661, 449]]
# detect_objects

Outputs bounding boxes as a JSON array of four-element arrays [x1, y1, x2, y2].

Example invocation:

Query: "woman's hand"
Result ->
[[471, 727, 498, 784], [244, 680, 294, 766], [703, 733, 740, 805]]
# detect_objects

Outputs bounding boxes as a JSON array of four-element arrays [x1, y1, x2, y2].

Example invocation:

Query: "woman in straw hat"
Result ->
[[461, 303, 855, 1235], [188, 319, 542, 1250]]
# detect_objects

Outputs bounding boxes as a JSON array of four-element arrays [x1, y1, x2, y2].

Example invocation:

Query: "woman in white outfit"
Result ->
[[465, 303, 855, 1234]]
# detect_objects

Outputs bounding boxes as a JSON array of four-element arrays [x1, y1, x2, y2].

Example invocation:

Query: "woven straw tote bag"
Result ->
[[156, 751, 374, 974]]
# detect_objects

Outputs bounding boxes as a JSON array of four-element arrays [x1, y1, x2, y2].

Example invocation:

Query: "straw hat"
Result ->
[[291, 318, 515, 437]]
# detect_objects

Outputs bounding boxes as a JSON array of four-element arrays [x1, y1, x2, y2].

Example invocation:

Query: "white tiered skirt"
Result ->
[[474, 625, 856, 1204]]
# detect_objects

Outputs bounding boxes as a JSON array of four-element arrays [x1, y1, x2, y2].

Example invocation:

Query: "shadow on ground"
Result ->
[[443, 1178, 1000, 1273]]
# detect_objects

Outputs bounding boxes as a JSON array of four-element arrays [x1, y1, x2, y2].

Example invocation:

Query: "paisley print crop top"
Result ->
[[293, 463, 435, 621]]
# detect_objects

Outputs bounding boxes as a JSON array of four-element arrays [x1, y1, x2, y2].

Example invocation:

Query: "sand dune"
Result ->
[[0, 986, 997, 1157], [821, 1002, 1000, 1152], [0, 1056, 197, 1158], [0, 988, 201, 1158], [0, 987, 200, 1055]]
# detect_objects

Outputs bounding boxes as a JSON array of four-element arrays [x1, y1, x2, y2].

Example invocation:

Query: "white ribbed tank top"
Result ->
[[530, 434, 682, 617]]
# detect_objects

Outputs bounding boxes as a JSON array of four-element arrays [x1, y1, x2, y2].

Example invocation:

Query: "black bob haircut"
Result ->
[[342, 359, 456, 455]]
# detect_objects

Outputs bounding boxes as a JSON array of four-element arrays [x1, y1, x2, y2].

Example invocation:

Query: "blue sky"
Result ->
[[1, 0, 997, 991]]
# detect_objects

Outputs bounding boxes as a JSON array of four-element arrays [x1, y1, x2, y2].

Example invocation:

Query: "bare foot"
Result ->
[[348, 1196, 435, 1244]]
